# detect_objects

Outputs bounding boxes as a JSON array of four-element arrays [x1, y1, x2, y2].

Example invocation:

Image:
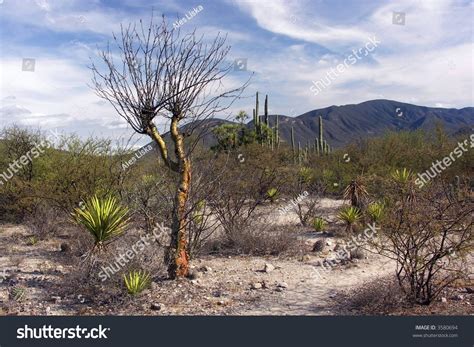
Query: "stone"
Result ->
[[251, 282, 262, 290], [55, 266, 64, 273], [60, 243, 70, 253], [465, 287, 474, 294], [325, 240, 333, 247], [199, 266, 212, 273], [50, 296, 61, 304], [440, 297, 448, 303], [301, 255, 311, 262], [187, 270, 200, 280], [277, 282, 288, 289], [312, 240, 325, 252], [263, 263, 275, 273], [452, 294, 464, 301], [150, 303, 161, 311], [350, 248, 365, 260]]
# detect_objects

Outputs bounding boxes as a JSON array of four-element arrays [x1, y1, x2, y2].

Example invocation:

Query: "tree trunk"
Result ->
[[167, 118, 191, 278]]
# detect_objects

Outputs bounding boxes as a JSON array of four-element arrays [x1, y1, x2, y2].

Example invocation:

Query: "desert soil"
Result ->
[[0, 198, 472, 316]]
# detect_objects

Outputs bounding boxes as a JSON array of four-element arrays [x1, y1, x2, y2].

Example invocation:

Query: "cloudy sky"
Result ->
[[0, 0, 472, 144]]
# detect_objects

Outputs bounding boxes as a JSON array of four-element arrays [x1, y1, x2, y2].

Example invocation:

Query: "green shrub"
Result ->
[[123, 270, 151, 295], [266, 188, 278, 202], [312, 217, 327, 232], [367, 202, 384, 222]]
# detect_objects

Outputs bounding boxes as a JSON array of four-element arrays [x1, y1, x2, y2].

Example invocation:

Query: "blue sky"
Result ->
[[0, 0, 472, 145]]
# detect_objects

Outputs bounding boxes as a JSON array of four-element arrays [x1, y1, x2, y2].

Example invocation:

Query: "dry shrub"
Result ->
[[24, 204, 63, 240], [336, 276, 408, 315], [213, 222, 298, 256]]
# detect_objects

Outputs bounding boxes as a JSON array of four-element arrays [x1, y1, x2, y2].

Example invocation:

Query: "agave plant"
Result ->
[[367, 202, 384, 222], [337, 206, 361, 233], [312, 217, 327, 232], [123, 269, 151, 295], [73, 195, 130, 251], [298, 167, 313, 184], [343, 179, 369, 209], [266, 188, 278, 203], [391, 168, 413, 184], [10, 286, 26, 302]]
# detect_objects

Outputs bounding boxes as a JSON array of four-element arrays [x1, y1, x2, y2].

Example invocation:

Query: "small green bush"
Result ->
[[312, 217, 327, 232], [123, 270, 151, 295]]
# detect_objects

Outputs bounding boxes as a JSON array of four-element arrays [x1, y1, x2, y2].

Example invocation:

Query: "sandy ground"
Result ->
[[0, 198, 471, 316]]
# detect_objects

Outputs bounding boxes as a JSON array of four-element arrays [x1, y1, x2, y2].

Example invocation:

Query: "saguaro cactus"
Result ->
[[264, 94, 269, 126], [318, 115, 323, 153], [275, 115, 280, 148], [291, 126, 295, 156]]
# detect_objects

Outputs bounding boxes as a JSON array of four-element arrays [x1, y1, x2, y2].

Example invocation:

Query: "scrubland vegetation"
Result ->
[[0, 124, 472, 314]]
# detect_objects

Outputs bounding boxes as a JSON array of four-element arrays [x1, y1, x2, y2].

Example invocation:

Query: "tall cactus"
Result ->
[[318, 115, 323, 153], [275, 115, 280, 148], [298, 141, 301, 164], [264, 94, 269, 126], [315, 138, 320, 156], [291, 126, 295, 156]]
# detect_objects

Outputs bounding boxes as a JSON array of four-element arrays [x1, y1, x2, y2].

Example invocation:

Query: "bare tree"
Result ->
[[91, 15, 248, 278]]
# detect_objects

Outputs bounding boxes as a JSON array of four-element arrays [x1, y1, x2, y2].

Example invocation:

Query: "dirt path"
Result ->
[[0, 223, 395, 316], [196, 254, 395, 315]]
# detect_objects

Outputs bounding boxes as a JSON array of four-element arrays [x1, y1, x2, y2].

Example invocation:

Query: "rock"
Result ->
[[217, 300, 225, 305], [440, 297, 448, 303], [277, 282, 288, 289], [55, 265, 64, 273], [350, 248, 365, 260], [212, 290, 222, 298], [150, 303, 161, 311], [465, 287, 474, 294], [187, 270, 200, 280], [301, 255, 311, 262], [199, 266, 212, 273], [275, 287, 283, 292], [263, 263, 275, 273], [151, 282, 159, 290], [190, 280, 200, 285], [312, 240, 325, 252], [50, 296, 61, 304], [251, 282, 262, 290], [60, 243, 70, 253], [325, 240, 333, 247], [329, 293, 337, 298], [452, 294, 464, 301]]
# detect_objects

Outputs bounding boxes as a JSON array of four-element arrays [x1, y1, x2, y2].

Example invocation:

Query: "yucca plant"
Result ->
[[343, 179, 369, 209], [10, 286, 26, 302], [123, 269, 151, 295], [73, 195, 130, 251], [391, 168, 413, 184], [337, 206, 361, 233], [266, 188, 278, 203], [367, 202, 384, 222], [312, 217, 327, 232], [391, 168, 417, 203]]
